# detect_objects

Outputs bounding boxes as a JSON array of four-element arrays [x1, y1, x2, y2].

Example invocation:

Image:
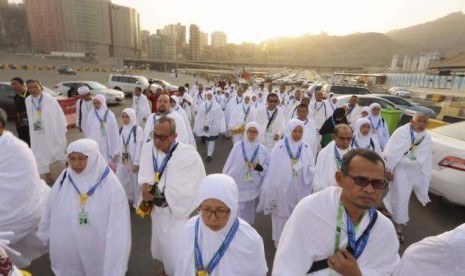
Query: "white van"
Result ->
[[107, 74, 150, 96]]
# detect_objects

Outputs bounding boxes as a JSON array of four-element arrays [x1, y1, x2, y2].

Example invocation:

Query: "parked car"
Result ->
[[54, 81, 125, 104], [335, 94, 416, 117], [107, 74, 150, 96], [150, 79, 179, 92], [388, 87, 412, 98], [253, 78, 265, 85], [237, 78, 248, 85], [58, 66, 76, 75], [373, 94, 436, 118], [429, 121, 465, 206], [0, 81, 66, 119], [323, 84, 373, 95]]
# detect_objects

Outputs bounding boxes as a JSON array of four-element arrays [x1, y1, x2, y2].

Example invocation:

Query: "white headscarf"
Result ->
[[205, 90, 214, 103], [93, 94, 107, 117], [244, 121, 261, 152], [243, 92, 252, 108], [175, 174, 268, 275], [170, 95, 181, 110], [362, 106, 371, 115], [285, 118, 305, 151], [66, 138, 108, 191], [354, 117, 372, 148], [368, 103, 382, 124], [77, 86, 90, 96]]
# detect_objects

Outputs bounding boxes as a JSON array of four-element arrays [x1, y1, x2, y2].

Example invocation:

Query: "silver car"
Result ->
[[54, 81, 125, 104]]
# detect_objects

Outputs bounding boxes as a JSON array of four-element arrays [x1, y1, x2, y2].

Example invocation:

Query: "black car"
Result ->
[[58, 66, 76, 75]]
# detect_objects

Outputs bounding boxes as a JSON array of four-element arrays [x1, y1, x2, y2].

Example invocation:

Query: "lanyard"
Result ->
[[205, 102, 213, 113], [241, 141, 260, 165], [224, 97, 231, 104], [351, 137, 373, 150], [236, 96, 242, 105], [215, 95, 222, 103], [368, 117, 381, 130], [334, 144, 344, 169], [31, 94, 43, 112], [122, 126, 135, 146], [68, 166, 110, 207], [198, 93, 204, 101], [152, 142, 178, 184], [243, 105, 250, 122], [347, 105, 354, 115], [284, 137, 302, 162], [314, 101, 324, 111], [266, 109, 277, 130], [409, 124, 425, 146], [95, 109, 108, 126], [334, 201, 376, 258], [194, 217, 240, 275]]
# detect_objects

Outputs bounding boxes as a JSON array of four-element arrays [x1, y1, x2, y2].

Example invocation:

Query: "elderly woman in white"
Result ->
[[351, 117, 383, 155], [175, 174, 268, 275], [223, 122, 270, 225]]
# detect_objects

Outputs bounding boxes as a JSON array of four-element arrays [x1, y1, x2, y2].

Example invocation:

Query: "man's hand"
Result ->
[[274, 133, 280, 140], [142, 183, 154, 202], [385, 171, 394, 182], [132, 165, 140, 174], [328, 249, 362, 276]]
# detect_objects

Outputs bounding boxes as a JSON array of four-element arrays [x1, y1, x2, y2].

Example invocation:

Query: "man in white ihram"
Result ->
[[138, 117, 206, 275], [273, 149, 399, 275]]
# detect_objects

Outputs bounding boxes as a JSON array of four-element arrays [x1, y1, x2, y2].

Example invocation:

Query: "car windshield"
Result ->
[[382, 96, 411, 106], [88, 82, 107, 90], [432, 123, 465, 141]]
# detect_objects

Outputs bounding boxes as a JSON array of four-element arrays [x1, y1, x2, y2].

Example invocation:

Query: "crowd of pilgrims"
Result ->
[[1, 77, 464, 275]]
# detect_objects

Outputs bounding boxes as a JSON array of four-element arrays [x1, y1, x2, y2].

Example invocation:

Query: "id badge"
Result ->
[[197, 270, 208, 276], [33, 120, 44, 132], [243, 172, 254, 183], [78, 210, 89, 226], [292, 161, 303, 171], [122, 152, 130, 165]]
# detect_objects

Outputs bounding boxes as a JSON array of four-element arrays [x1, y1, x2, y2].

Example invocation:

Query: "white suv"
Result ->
[[107, 74, 150, 96]]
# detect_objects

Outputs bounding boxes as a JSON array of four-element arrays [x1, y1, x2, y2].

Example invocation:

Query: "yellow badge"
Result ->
[[197, 270, 208, 276], [154, 172, 160, 183], [100, 122, 105, 128], [79, 194, 90, 206]]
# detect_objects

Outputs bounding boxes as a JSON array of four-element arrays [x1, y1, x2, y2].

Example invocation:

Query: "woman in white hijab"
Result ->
[[115, 108, 144, 207], [174, 174, 268, 276], [194, 90, 226, 162], [368, 103, 390, 151], [352, 117, 382, 155], [38, 139, 131, 276], [85, 95, 119, 162], [222, 122, 270, 225], [257, 119, 316, 247], [228, 92, 256, 144]]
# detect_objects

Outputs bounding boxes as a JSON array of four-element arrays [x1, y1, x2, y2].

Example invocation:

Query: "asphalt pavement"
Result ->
[[2, 70, 464, 275]]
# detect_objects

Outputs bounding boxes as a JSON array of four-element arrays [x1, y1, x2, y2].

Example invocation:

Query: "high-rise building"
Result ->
[[24, 0, 141, 59], [162, 23, 186, 59], [189, 24, 200, 61], [211, 31, 227, 48], [148, 32, 163, 60], [200, 31, 208, 48], [140, 30, 150, 58], [109, 3, 141, 60], [24, 0, 112, 57], [390, 55, 398, 70]]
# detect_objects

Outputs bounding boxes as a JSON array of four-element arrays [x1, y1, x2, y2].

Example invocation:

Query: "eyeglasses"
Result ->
[[246, 129, 258, 134], [199, 206, 230, 219], [345, 174, 387, 189], [151, 132, 173, 141]]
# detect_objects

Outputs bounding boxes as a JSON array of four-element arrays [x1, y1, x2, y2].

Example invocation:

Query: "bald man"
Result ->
[[383, 113, 431, 243], [313, 124, 353, 192]]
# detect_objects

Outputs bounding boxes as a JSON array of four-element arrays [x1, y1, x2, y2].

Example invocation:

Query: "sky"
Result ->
[[11, 0, 465, 44]]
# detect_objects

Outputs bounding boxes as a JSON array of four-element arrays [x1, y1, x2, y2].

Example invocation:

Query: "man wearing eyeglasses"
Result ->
[[273, 149, 400, 275], [313, 124, 353, 192], [255, 93, 286, 151], [138, 117, 206, 276]]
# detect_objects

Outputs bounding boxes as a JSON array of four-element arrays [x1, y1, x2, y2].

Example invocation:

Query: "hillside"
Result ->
[[387, 12, 465, 56]]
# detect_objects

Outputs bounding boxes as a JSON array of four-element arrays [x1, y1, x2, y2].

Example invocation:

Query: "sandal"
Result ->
[[396, 232, 405, 244]]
